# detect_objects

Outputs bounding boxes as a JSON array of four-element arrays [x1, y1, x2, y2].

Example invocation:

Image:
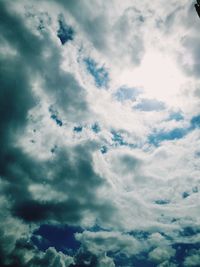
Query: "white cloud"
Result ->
[[75, 231, 143, 256], [148, 246, 176, 264], [97, 254, 115, 267]]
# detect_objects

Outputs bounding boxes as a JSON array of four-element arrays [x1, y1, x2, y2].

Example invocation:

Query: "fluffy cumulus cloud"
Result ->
[[183, 249, 200, 267], [1, 0, 200, 266]]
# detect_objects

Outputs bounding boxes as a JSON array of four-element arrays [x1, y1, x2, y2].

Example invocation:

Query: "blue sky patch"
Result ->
[[180, 227, 200, 237], [110, 252, 155, 267], [91, 122, 101, 133], [100, 145, 108, 154], [190, 114, 200, 129], [88, 224, 109, 233], [49, 106, 63, 126], [154, 199, 170, 205], [50, 114, 63, 127], [84, 58, 109, 88], [32, 224, 82, 254], [172, 243, 200, 265], [57, 14, 74, 45], [168, 111, 184, 121], [128, 230, 150, 240], [148, 128, 188, 146], [73, 126, 83, 132], [182, 191, 190, 199], [149, 114, 200, 146], [111, 130, 127, 146]]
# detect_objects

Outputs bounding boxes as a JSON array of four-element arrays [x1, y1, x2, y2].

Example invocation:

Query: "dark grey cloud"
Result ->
[[0, 0, 89, 122], [11, 144, 115, 224], [0, 1, 115, 266], [0, 1, 38, 162]]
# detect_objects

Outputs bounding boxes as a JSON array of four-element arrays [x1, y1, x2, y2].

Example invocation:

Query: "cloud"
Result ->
[[50, 0, 146, 66], [97, 254, 115, 267], [75, 230, 143, 257], [28, 247, 74, 267], [0, 0, 111, 224], [84, 58, 109, 88], [32, 224, 82, 253], [134, 98, 166, 112], [1, 0, 200, 266], [148, 246, 176, 264], [0, 1, 115, 265], [57, 14, 74, 45], [114, 86, 142, 102], [168, 111, 184, 122], [148, 127, 188, 146], [112, 6, 145, 65], [183, 249, 200, 267], [191, 114, 200, 129]]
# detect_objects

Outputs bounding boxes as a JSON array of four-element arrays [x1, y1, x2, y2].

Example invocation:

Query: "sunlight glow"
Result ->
[[119, 51, 186, 105]]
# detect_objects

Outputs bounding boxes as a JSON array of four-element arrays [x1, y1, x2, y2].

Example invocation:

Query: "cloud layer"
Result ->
[[1, 0, 200, 266]]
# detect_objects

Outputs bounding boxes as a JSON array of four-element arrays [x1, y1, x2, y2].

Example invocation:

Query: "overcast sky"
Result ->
[[1, 0, 200, 266]]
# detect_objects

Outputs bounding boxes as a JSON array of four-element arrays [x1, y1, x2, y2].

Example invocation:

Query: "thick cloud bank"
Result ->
[[0, 0, 200, 266]]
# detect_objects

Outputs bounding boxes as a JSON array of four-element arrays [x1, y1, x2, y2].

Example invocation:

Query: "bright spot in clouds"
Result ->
[[119, 50, 186, 104]]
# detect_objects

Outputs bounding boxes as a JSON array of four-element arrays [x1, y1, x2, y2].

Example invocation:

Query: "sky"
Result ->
[[0, 0, 200, 266]]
